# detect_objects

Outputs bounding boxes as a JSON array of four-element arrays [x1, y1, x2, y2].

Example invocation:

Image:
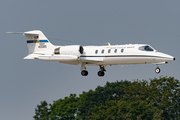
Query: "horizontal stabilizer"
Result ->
[[24, 54, 44, 59], [6, 32, 39, 35]]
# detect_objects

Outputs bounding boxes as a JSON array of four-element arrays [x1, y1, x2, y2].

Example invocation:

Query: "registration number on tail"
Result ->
[[38, 43, 47, 48]]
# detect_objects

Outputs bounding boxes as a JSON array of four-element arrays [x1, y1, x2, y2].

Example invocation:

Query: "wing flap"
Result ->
[[79, 57, 103, 62]]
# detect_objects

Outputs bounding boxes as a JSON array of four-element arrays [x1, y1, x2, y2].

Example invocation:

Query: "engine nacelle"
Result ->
[[54, 45, 84, 56]]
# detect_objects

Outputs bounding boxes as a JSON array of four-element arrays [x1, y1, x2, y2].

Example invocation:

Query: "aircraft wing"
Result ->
[[24, 54, 103, 65], [58, 57, 103, 65], [24, 53, 44, 59], [79, 57, 103, 62]]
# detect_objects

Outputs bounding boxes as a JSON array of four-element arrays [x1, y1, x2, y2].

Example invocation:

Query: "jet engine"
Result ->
[[36, 45, 84, 62], [54, 45, 84, 56]]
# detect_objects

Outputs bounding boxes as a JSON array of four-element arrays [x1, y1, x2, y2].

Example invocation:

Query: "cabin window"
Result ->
[[114, 49, 117, 53], [95, 50, 98, 54], [102, 50, 104, 54], [139, 46, 154, 51], [108, 49, 111, 53], [121, 49, 124, 53]]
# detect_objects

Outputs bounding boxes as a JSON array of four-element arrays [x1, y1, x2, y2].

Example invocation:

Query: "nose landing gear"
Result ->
[[155, 67, 161, 74]]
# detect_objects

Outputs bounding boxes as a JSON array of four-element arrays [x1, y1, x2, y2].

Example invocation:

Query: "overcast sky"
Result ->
[[1, 0, 180, 119]]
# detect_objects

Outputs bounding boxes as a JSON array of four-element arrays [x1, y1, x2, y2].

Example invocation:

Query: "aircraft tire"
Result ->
[[81, 70, 88, 76], [98, 71, 105, 77], [155, 67, 160, 74]]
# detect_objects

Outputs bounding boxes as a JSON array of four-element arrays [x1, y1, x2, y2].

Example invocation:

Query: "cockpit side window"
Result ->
[[139, 46, 154, 51]]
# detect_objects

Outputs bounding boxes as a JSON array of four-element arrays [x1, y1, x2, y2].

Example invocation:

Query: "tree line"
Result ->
[[33, 77, 180, 120]]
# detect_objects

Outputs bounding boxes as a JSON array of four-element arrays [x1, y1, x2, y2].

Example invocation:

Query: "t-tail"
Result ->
[[7, 30, 55, 59]]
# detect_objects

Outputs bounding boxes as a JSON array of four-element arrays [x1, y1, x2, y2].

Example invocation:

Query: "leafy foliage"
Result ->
[[76, 80, 130, 119], [49, 94, 79, 120], [89, 100, 161, 120], [149, 77, 180, 119], [33, 101, 50, 120], [33, 77, 180, 120]]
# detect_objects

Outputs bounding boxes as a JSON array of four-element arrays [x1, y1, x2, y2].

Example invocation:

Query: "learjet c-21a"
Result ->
[[8, 30, 175, 77]]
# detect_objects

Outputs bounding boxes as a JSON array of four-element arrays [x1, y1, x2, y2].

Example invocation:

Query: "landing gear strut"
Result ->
[[97, 65, 106, 77], [81, 62, 88, 76], [81, 63, 106, 77], [155, 67, 161, 74]]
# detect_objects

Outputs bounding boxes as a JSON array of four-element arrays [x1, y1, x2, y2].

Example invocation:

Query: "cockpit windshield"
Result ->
[[139, 45, 154, 51]]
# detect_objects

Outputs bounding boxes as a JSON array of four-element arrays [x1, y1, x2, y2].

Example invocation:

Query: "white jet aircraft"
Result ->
[[8, 30, 175, 77]]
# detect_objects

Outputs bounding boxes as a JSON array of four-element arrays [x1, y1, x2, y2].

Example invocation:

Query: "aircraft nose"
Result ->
[[157, 52, 175, 62]]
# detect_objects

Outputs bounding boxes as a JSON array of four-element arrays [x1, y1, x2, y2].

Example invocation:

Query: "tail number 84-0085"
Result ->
[[38, 43, 47, 48]]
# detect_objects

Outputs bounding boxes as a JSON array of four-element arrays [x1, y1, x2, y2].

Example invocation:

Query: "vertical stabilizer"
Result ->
[[23, 30, 55, 54]]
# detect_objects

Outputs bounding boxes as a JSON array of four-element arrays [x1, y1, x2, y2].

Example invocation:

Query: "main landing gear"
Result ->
[[97, 65, 106, 77], [81, 63, 88, 76], [81, 70, 88, 76], [81, 63, 106, 77]]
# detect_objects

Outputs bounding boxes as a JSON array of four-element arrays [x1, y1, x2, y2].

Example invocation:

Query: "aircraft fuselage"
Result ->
[[79, 44, 174, 65], [8, 30, 175, 76]]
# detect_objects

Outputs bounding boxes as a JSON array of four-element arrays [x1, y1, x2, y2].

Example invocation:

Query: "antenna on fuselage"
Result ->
[[106, 42, 111, 46]]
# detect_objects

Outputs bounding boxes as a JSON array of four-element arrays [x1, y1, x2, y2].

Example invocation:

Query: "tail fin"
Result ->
[[8, 30, 55, 53], [7, 30, 56, 59], [23, 30, 55, 54]]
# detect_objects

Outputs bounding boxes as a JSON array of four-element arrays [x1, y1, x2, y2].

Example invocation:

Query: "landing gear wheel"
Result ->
[[155, 67, 161, 74], [81, 70, 88, 76], [98, 71, 105, 77]]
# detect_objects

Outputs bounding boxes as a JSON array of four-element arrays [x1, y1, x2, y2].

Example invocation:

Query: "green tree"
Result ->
[[76, 80, 130, 119], [149, 77, 180, 119], [89, 99, 161, 120], [49, 94, 79, 120], [90, 77, 180, 119], [33, 101, 50, 120], [89, 79, 162, 120], [34, 77, 180, 119]]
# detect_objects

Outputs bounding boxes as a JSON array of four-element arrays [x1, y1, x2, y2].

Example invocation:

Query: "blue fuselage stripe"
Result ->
[[40, 40, 49, 42], [27, 40, 49, 43]]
